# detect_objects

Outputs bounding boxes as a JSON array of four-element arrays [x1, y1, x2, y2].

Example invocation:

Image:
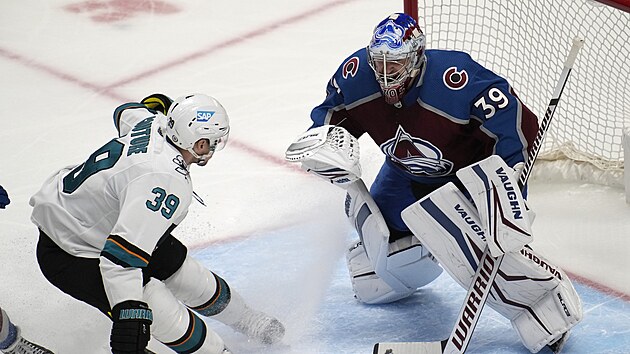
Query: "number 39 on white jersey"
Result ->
[[30, 103, 193, 305]]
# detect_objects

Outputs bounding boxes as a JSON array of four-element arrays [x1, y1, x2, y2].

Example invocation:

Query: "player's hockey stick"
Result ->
[[373, 37, 584, 354]]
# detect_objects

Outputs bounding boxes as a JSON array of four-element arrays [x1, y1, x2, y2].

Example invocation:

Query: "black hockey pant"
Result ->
[[36, 229, 187, 318]]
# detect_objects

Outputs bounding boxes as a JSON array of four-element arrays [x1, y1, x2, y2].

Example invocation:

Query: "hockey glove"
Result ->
[[285, 125, 361, 188], [110, 300, 153, 354], [141, 93, 173, 115], [0, 185, 9, 209]]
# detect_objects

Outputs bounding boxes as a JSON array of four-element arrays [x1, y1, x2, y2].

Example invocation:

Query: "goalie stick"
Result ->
[[373, 37, 585, 354]]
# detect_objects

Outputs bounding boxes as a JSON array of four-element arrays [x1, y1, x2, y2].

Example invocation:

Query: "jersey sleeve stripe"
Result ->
[[101, 235, 151, 268]]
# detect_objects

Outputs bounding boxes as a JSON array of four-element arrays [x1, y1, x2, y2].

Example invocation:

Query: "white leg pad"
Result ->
[[345, 180, 390, 280], [346, 236, 442, 304], [402, 182, 583, 352], [345, 180, 442, 303], [511, 259, 583, 353], [346, 241, 413, 304], [385, 235, 442, 288], [143, 279, 226, 353]]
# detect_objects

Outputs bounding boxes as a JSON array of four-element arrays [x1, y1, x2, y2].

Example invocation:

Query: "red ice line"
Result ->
[[64, 0, 180, 23], [1, 0, 627, 301]]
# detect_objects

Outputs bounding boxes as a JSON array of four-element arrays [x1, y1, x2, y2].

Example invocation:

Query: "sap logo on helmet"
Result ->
[[196, 111, 215, 122]]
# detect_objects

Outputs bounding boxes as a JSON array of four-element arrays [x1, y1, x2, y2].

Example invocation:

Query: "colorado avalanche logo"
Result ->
[[443, 67, 468, 90], [381, 126, 454, 176], [372, 20, 405, 50]]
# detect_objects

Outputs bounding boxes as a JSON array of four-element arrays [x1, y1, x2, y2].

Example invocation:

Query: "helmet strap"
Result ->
[[188, 148, 214, 165]]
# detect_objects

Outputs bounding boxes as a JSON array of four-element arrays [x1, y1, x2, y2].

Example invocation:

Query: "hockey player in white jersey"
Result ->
[[30, 94, 285, 354]]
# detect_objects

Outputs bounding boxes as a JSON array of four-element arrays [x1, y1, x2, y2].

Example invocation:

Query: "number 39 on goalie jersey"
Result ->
[[310, 49, 539, 183], [30, 103, 193, 306]]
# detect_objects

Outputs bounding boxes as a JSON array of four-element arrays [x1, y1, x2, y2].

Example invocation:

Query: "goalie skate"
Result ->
[[547, 331, 571, 354]]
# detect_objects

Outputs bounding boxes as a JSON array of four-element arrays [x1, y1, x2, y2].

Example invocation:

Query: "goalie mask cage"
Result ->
[[403, 0, 630, 189]]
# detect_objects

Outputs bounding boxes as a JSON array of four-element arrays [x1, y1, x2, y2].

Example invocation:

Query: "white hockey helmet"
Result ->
[[165, 94, 230, 157], [367, 13, 426, 107]]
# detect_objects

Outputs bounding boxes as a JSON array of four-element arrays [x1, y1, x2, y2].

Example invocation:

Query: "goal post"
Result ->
[[594, 0, 630, 12], [403, 0, 630, 194], [403, 0, 418, 23]]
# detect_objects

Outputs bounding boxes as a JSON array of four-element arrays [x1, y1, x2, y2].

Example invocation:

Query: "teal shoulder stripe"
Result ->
[[113, 102, 145, 134]]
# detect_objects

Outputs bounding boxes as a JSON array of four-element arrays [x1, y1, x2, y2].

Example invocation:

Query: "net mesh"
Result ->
[[415, 0, 629, 176]]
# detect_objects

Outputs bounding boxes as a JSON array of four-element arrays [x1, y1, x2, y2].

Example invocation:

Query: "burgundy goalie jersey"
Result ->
[[309, 48, 539, 186]]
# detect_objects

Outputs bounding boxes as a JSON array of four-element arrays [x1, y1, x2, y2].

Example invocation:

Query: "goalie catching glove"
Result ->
[[285, 125, 361, 188]]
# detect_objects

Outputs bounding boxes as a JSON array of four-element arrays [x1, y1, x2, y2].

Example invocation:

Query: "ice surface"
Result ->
[[0, 1, 628, 353]]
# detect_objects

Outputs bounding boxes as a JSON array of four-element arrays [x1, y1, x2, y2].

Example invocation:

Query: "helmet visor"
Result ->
[[209, 128, 230, 152]]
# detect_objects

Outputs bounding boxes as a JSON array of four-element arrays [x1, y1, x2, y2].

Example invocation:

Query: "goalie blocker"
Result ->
[[401, 156, 583, 353]]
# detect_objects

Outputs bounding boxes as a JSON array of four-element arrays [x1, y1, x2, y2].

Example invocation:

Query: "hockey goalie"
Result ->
[[285, 12, 583, 353], [287, 124, 582, 353]]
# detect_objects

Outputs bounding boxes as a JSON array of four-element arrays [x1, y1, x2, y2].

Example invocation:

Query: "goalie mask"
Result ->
[[367, 13, 426, 108], [166, 94, 230, 163]]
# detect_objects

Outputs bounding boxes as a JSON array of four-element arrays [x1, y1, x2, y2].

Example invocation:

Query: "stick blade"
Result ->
[[373, 341, 444, 354]]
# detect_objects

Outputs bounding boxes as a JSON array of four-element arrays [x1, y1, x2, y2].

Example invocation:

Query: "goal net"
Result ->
[[404, 0, 630, 188]]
